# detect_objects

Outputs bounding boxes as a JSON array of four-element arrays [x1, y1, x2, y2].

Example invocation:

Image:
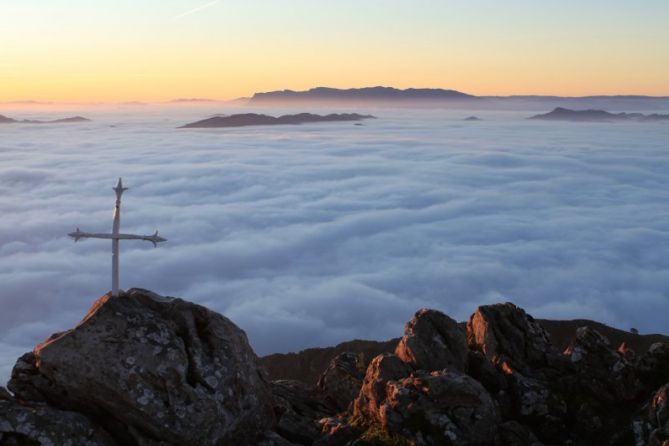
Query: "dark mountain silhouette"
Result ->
[[180, 112, 374, 128], [249, 86, 477, 104], [530, 107, 669, 122]]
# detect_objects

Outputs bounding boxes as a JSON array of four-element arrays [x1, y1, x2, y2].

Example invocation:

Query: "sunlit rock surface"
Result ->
[[395, 308, 468, 373]]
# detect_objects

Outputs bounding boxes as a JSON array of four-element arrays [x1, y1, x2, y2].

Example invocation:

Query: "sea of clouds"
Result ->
[[1, 104, 668, 384]]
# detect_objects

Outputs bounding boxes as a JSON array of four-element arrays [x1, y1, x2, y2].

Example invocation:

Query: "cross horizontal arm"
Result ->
[[69, 229, 167, 247]]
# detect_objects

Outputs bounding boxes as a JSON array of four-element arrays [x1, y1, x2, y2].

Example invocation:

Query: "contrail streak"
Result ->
[[172, 0, 221, 21]]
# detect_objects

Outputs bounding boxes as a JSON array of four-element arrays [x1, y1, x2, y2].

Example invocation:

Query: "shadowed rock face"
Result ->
[[271, 380, 331, 445], [381, 370, 499, 446], [315, 352, 364, 413], [0, 396, 117, 446], [180, 113, 375, 128], [395, 308, 468, 373], [7, 288, 275, 446]]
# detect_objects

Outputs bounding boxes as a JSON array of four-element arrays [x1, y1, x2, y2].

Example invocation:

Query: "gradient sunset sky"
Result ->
[[2, 0, 668, 102]]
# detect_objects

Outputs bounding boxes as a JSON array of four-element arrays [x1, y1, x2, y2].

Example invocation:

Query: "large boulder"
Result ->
[[315, 352, 364, 413], [466, 303, 555, 373], [381, 370, 499, 446], [0, 396, 117, 446], [395, 308, 468, 373], [353, 353, 412, 423], [7, 288, 275, 446]]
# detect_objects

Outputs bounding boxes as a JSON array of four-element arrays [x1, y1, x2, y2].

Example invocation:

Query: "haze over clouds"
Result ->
[[1, 105, 668, 383]]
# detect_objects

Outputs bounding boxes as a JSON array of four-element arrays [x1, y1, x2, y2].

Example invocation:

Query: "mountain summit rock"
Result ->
[[2, 291, 669, 445]]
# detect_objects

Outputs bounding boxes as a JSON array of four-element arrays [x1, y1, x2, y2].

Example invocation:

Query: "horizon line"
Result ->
[[2, 85, 669, 105]]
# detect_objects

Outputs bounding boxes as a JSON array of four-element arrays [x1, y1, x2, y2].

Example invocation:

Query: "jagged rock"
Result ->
[[639, 343, 669, 391], [314, 417, 362, 446], [0, 398, 117, 446], [564, 326, 642, 402], [380, 370, 499, 446], [617, 341, 637, 363], [353, 353, 412, 423], [505, 373, 568, 442], [272, 380, 332, 445], [643, 384, 669, 446], [395, 308, 468, 373], [7, 288, 275, 446], [316, 352, 364, 413], [466, 303, 555, 373]]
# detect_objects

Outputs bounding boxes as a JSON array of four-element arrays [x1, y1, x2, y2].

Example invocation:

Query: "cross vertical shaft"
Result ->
[[111, 178, 126, 296], [69, 178, 167, 297]]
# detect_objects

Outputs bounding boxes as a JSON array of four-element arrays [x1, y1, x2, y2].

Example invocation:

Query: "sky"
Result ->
[[0, 106, 668, 384], [1, 0, 668, 102]]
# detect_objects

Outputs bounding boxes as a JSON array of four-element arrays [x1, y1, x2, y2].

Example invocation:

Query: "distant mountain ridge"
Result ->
[[244, 86, 669, 110], [180, 112, 374, 128], [0, 114, 90, 124], [250, 86, 477, 103], [530, 107, 669, 122]]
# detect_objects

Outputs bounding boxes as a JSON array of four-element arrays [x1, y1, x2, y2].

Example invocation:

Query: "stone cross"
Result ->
[[69, 178, 167, 296]]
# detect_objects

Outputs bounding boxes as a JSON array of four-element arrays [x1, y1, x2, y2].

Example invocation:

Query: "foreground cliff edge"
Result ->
[[2, 289, 668, 446]]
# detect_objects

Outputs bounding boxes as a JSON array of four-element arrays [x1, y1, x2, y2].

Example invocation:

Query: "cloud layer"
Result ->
[[1, 105, 668, 384]]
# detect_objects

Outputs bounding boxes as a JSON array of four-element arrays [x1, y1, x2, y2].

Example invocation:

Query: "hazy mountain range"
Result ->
[[0, 114, 90, 124], [180, 112, 374, 128], [530, 107, 669, 122], [244, 86, 669, 110]]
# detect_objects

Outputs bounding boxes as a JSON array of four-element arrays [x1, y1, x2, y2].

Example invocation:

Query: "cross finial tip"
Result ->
[[113, 177, 128, 195]]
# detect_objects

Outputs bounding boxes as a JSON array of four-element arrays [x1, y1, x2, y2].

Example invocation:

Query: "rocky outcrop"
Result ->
[[380, 370, 498, 446], [315, 352, 364, 413], [3, 292, 669, 446], [6, 288, 275, 446], [647, 384, 669, 445], [353, 353, 412, 423], [639, 342, 669, 391], [395, 308, 468, 373], [467, 302, 556, 373], [564, 326, 642, 402]]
